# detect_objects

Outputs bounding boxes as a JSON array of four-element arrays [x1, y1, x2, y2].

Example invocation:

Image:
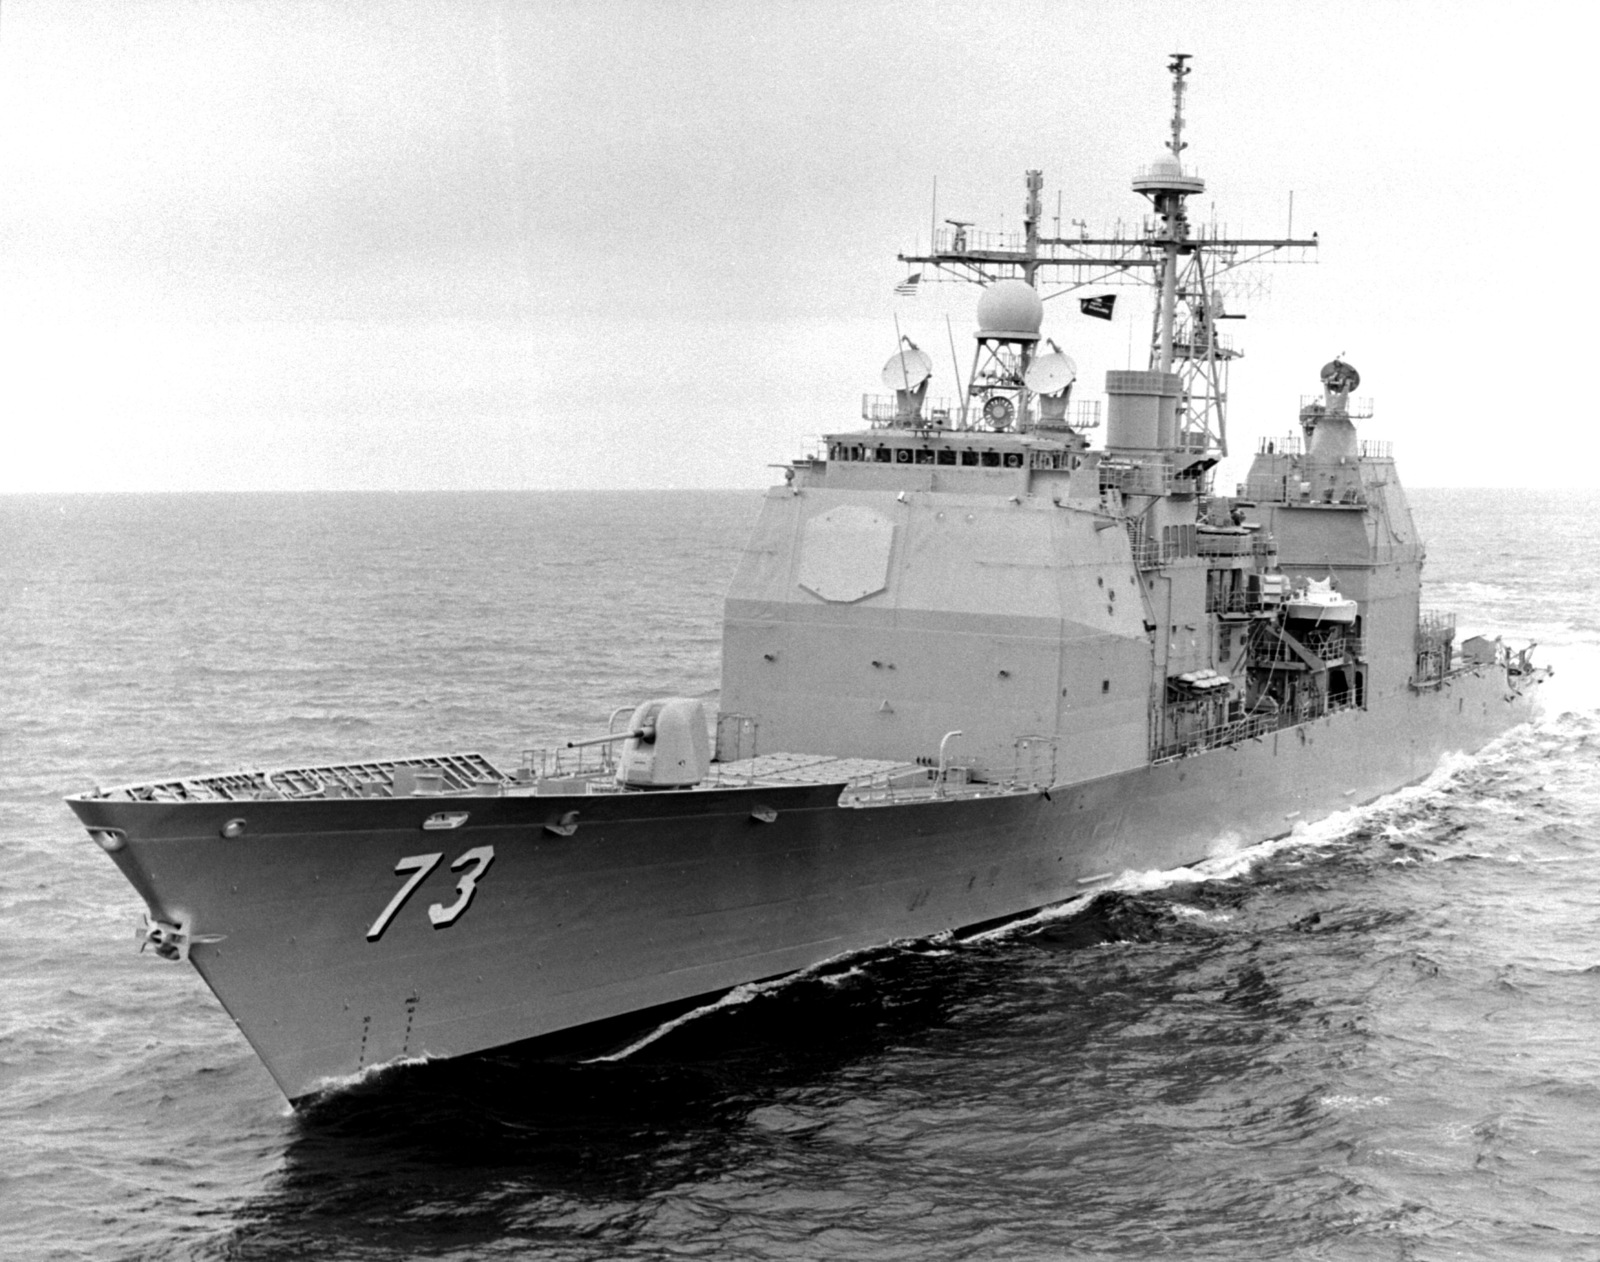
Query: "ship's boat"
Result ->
[[1284, 578, 1359, 625], [66, 56, 1545, 1104]]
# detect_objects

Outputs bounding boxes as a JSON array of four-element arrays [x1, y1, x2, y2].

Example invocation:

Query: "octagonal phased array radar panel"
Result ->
[[797, 506, 896, 604], [1023, 351, 1077, 397], [880, 348, 933, 392]]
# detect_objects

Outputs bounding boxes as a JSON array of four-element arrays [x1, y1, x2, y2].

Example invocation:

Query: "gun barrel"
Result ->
[[564, 728, 650, 750]]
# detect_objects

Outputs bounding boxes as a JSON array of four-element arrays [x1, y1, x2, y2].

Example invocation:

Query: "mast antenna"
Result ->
[[897, 54, 1319, 467], [1167, 52, 1192, 159]]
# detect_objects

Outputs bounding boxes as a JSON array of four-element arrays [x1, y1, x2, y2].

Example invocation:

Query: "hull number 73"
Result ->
[[366, 846, 496, 942]]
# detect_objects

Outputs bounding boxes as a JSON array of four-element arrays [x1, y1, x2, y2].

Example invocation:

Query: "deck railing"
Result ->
[[1239, 475, 1369, 507], [1100, 460, 1173, 497], [1197, 530, 1276, 558], [1152, 690, 1364, 762], [1296, 396, 1375, 420], [1254, 433, 1392, 459], [857, 395, 1101, 434]]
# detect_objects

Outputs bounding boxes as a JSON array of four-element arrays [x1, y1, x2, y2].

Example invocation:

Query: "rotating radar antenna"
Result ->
[[1320, 358, 1360, 394]]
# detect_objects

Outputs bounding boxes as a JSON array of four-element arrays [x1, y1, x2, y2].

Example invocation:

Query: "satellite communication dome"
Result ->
[[1131, 152, 1206, 195], [880, 347, 933, 392], [975, 280, 1043, 341], [1023, 351, 1077, 397]]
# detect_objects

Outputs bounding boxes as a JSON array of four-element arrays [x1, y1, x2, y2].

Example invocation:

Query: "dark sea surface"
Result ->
[[4, 487, 1599, 1261]]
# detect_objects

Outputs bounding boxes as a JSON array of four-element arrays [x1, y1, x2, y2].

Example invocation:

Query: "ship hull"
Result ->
[[70, 666, 1539, 1102]]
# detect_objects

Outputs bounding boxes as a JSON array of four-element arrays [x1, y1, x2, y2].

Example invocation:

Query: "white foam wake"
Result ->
[[304, 1053, 436, 1102], [955, 750, 1480, 945], [580, 939, 946, 1063], [1532, 642, 1600, 719]]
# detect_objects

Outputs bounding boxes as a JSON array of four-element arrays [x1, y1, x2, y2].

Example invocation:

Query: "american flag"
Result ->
[[894, 273, 921, 297]]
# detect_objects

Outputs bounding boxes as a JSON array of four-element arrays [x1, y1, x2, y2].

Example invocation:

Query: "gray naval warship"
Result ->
[[68, 57, 1544, 1103]]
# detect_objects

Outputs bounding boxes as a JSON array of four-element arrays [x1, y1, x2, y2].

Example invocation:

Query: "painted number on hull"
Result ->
[[427, 845, 495, 928], [365, 846, 495, 942]]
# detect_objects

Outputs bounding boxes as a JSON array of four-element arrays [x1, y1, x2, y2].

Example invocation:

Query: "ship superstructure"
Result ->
[[67, 58, 1543, 1104], [721, 54, 1364, 782]]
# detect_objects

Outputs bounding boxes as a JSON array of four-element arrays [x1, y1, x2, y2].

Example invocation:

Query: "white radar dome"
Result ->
[[1132, 152, 1205, 195], [975, 279, 1043, 341]]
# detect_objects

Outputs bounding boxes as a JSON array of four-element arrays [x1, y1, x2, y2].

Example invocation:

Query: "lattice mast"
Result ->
[[898, 54, 1317, 467]]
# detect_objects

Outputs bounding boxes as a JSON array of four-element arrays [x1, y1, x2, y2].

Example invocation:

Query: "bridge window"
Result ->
[[875, 446, 891, 463], [896, 448, 913, 464], [981, 451, 1000, 468], [937, 449, 957, 466], [961, 450, 978, 466], [1003, 452, 1023, 469], [915, 449, 934, 465]]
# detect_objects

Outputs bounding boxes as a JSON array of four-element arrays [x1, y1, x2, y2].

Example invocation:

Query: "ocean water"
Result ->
[[3, 487, 1599, 1261]]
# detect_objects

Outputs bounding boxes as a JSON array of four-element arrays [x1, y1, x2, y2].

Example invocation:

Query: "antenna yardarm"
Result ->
[[896, 57, 1318, 463]]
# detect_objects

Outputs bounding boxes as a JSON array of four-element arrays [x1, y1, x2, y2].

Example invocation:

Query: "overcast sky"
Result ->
[[0, 0, 1587, 492]]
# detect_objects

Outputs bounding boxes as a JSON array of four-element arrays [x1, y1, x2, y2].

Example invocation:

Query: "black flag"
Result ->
[[1079, 293, 1116, 320]]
